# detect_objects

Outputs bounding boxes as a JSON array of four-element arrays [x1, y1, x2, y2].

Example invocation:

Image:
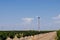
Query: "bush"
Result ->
[[0, 32, 7, 40], [57, 30, 60, 40], [8, 32, 15, 39]]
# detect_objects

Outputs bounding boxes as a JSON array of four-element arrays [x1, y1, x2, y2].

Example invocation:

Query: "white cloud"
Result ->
[[36, 16, 40, 17], [20, 17, 34, 30], [52, 14, 60, 24], [0, 17, 34, 30], [52, 14, 60, 19], [22, 17, 34, 24], [53, 20, 60, 24]]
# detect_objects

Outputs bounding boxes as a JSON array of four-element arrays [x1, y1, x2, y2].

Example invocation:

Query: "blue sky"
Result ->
[[0, 0, 60, 30]]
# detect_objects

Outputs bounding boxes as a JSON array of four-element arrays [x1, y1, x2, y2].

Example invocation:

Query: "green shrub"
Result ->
[[57, 30, 60, 40], [0, 30, 53, 40], [8, 32, 15, 39]]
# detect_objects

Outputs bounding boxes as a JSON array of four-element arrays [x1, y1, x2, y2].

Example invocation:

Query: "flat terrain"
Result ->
[[6, 31, 57, 40], [37, 32, 57, 40]]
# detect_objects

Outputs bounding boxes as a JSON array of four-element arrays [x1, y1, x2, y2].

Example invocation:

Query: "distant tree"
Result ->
[[8, 32, 15, 40], [0, 32, 7, 40]]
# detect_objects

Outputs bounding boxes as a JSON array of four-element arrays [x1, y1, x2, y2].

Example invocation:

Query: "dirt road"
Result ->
[[26, 32, 57, 40], [37, 32, 57, 40]]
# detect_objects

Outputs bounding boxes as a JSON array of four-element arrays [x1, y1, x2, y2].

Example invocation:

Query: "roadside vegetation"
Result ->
[[57, 30, 60, 40], [0, 30, 54, 40]]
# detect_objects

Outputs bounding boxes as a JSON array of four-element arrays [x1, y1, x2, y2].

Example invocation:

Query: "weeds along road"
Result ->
[[6, 31, 57, 40]]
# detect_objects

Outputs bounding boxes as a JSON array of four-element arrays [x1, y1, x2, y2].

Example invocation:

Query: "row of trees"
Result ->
[[0, 30, 53, 40]]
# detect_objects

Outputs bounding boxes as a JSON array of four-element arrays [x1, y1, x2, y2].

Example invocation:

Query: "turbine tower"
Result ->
[[38, 16, 40, 31]]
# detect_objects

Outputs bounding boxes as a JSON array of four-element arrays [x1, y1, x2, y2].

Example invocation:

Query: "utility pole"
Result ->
[[38, 17, 40, 31]]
